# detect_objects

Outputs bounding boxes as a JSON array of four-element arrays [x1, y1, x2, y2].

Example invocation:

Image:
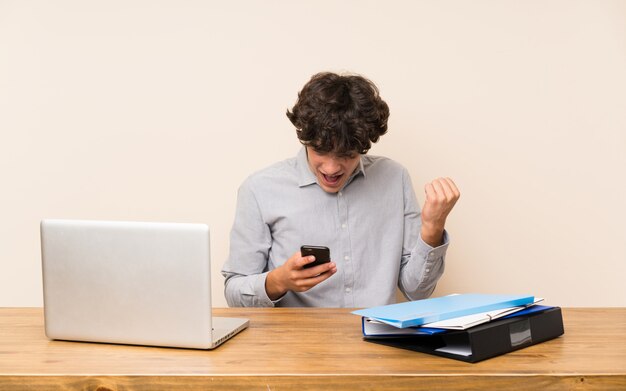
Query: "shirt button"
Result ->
[[344, 256, 350, 260], [338, 192, 343, 196], [341, 224, 346, 229], [345, 287, 351, 293]]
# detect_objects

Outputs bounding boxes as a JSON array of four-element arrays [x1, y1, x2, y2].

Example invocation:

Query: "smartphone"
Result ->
[[300, 245, 331, 269]]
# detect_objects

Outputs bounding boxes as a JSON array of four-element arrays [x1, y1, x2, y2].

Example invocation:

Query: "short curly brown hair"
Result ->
[[286, 72, 389, 155]]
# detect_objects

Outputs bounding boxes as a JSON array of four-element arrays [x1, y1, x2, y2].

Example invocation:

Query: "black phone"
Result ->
[[300, 245, 331, 269]]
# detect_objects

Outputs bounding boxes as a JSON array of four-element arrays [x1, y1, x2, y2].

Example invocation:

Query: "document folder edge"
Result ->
[[353, 294, 535, 328], [365, 307, 564, 363]]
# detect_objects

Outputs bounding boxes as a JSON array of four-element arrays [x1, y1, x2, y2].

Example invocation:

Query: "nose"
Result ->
[[321, 157, 342, 175]]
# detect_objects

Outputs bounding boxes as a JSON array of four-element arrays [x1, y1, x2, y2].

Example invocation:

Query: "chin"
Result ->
[[321, 184, 342, 193]]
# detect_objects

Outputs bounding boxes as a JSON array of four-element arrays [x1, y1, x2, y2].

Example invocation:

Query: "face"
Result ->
[[306, 147, 361, 193]]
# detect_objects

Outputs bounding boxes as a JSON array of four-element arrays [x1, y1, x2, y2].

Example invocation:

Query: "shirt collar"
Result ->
[[296, 146, 366, 188], [297, 147, 317, 187]]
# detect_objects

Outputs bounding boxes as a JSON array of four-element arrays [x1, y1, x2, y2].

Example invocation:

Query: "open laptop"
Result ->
[[40, 219, 248, 349]]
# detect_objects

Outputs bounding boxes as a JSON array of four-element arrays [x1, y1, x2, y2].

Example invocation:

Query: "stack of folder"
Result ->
[[352, 294, 564, 363]]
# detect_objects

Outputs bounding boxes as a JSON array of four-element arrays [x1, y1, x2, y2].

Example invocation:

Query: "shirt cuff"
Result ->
[[254, 272, 284, 307], [416, 230, 450, 264]]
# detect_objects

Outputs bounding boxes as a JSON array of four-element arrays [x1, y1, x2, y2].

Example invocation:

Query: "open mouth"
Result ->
[[322, 173, 343, 186]]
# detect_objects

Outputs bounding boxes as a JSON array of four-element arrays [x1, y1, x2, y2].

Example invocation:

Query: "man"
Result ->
[[222, 72, 460, 307]]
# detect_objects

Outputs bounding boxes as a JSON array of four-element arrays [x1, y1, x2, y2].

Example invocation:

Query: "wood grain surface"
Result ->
[[1, 307, 625, 390]]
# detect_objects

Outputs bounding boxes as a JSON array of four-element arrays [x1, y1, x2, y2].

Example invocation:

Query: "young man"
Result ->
[[222, 72, 460, 307]]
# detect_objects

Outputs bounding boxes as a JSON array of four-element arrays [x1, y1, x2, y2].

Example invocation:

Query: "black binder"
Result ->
[[366, 306, 564, 363]]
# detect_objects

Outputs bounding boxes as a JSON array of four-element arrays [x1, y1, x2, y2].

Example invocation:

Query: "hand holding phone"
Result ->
[[300, 245, 331, 269], [265, 247, 336, 300]]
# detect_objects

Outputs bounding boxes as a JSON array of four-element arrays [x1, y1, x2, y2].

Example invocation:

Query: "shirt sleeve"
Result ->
[[397, 168, 449, 301], [221, 179, 277, 307]]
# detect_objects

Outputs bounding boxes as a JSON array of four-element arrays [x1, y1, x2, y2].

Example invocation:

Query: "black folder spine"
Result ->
[[466, 307, 565, 362], [367, 307, 564, 363]]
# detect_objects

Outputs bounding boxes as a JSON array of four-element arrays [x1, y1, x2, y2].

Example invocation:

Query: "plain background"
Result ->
[[1, 0, 625, 307]]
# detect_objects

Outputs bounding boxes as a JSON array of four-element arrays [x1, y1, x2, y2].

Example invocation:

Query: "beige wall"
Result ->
[[1, 0, 625, 307]]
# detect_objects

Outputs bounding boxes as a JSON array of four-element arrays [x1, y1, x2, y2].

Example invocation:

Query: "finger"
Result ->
[[424, 182, 437, 201], [306, 264, 337, 284], [435, 177, 456, 201], [302, 261, 335, 278], [444, 177, 461, 198], [296, 255, 316, 269], [433, 177, 460, 203], [287, 251, 314, 270], [291, 263, 337, 291], [430, 179, 448, 202]]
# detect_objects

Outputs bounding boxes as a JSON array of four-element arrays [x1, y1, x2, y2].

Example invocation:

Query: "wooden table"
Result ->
[[1, 307, 625, 390]]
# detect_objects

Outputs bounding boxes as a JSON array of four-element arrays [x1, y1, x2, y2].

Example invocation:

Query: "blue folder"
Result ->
[[352, 293, 535, 328]]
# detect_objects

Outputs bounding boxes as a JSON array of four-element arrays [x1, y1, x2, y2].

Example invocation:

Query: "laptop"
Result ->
[[40, 219, 249, 349]]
